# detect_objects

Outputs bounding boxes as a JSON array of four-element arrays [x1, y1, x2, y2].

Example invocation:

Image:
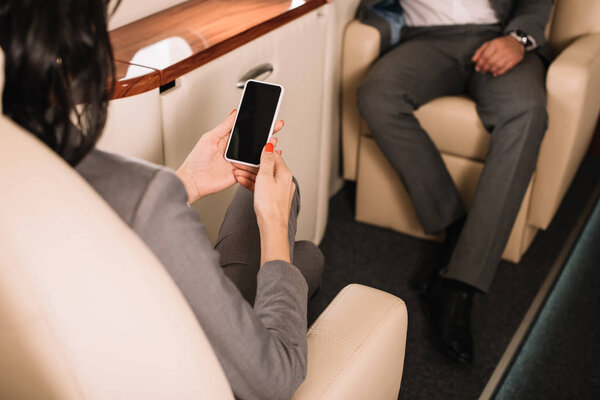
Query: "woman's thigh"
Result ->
[[222, 240, 324, 305], [215, 181, 324, 304]]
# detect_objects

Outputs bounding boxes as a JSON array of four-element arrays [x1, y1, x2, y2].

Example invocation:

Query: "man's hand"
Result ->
[[176, 110, 284, 204], [471, 36, 525, 77]]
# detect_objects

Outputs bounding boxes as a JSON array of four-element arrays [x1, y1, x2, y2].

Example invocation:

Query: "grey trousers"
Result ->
[[216, 181, 324, 304], [357, 24, 548, 292]]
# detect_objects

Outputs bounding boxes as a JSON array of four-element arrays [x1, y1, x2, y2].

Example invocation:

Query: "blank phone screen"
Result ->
[[226, 81, 282, 165]]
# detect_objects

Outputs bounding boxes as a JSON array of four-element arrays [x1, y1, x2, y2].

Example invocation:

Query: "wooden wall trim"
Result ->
[[110, 0, 327, 99], [113, 61, 161, 99]]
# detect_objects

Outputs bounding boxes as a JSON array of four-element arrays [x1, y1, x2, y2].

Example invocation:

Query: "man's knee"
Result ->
[[527, 104, 548, 139], [509, 103, 548, 142], [357, 78, 414, 123], [482, 104, 548, 164], [357, 79, 383, 122], [485, 101, 548, 139]]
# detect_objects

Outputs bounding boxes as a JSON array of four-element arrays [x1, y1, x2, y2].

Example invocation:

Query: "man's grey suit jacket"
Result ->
[[76, 149, 309, 400], [360, 0, 554, 57], [489, 0, 554, 53]]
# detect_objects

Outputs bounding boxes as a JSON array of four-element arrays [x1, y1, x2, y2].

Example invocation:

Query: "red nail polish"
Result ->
[[265, 143, 274, 153], [229, 109, 236, 116]]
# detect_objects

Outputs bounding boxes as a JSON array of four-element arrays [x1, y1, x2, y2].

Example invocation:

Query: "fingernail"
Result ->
[[278, 150, 282, 155], [229, 109, 236, 116], [265, 143, 274, 153]]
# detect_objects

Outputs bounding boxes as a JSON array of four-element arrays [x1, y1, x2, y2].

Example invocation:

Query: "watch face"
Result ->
[[510, 30, 529, 47]]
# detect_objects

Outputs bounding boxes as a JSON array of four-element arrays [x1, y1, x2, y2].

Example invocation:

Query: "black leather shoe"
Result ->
[[410, 216, 467, 294], [424, 277, 474, 363]]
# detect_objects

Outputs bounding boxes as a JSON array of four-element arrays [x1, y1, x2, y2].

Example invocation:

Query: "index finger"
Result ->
[[273, 120, 284, 135], [232, 163, 258, 174], [214, 110, 237, 139], [258, 142, 276, 176], [472, 41, 490, 62], [270, 147, 291, 178]]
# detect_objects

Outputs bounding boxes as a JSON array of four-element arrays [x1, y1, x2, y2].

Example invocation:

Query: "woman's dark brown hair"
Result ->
[[0, 0, 120, 165]]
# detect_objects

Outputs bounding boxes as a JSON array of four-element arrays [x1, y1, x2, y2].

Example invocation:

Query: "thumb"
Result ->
[[258, 143, 276, 176], [271, 150, 289, 179], [215, 110, 237, 138]]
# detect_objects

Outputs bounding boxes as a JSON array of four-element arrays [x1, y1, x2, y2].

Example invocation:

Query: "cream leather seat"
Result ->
[[0, 49, 408, 399], [342, 0, 600, 262]]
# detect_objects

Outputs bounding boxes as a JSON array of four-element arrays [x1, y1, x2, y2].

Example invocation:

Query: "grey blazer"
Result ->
[[76, 149, 308, 400], [361, 0, 554, 57], [489, 0, 553, 53]]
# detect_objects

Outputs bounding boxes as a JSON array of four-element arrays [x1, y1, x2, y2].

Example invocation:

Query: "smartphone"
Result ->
[[224, 79, 284, 167]]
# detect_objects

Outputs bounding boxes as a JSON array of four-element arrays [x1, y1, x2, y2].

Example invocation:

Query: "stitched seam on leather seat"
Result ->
[[306, 331, 357, 348], [315, 300, 404, 399], [307, 284, 352, 332], [307, 329, 358, 348]]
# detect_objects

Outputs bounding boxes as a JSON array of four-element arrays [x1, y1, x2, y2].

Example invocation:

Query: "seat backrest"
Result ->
[[0, 49, 234, 400], [549, 0, 600, 52]]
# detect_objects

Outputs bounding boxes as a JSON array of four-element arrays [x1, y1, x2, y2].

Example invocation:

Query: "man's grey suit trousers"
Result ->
[[357, 24, 548, 292]]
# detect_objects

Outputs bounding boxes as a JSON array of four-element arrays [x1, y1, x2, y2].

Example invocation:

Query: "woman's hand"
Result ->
[[176, 110, 284, 203], [254, 138, 295, 265]]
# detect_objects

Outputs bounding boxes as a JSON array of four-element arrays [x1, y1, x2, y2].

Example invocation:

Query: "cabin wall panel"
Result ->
[[322, 0, 363, 197], [99, 89, 164, 165], [160, 9, 328, 244]]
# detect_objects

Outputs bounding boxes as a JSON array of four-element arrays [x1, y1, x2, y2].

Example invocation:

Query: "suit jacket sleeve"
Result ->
[[504, 0, 553, 49], [131, 169, 309, 400]]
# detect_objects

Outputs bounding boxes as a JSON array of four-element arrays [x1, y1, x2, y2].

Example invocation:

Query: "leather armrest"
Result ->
[[529, 32, 600, 229], [342, 20, 381, 181], [292, 284, 407, 400]]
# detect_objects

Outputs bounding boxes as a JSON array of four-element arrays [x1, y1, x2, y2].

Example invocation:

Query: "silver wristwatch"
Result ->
[[508, 30, 537, 51]]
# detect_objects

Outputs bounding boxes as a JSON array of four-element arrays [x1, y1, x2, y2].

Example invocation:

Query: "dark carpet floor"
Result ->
[[307, 156, 600, 400], [495, 195, 600, 399]]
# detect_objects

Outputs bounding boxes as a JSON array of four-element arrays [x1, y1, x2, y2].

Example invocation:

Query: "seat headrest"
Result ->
[[0, 45, 233, 399]]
